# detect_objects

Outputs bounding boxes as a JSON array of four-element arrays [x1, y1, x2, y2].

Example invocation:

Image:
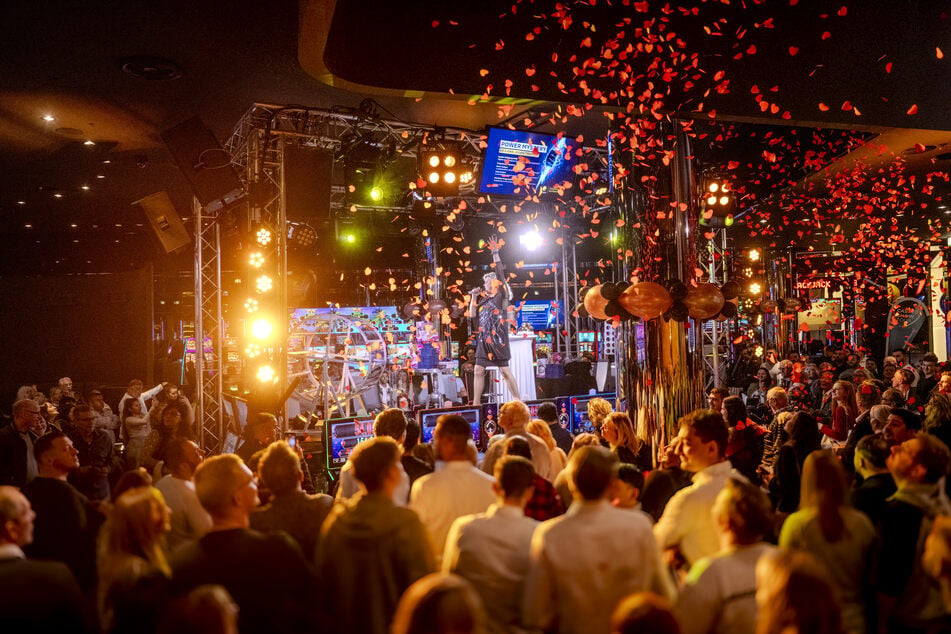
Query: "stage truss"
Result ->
[[701, 229, 733, 389]]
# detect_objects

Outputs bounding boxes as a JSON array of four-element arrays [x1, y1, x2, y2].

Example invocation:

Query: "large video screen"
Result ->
[[324, 417, 376, 469], [418, 406, 483, 450], [569, 393, 617, 435], [516, 300, 563, 329], [479, 127, 576, 196]]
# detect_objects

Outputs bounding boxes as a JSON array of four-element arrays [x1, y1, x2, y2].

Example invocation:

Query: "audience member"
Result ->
[[523, 446, 672, 634], [0, 485, 89, 633], [538, 401, 572, 454], [336, 408, 412, 505], [87, 389, 119, 439], [721, 396, 764, 484], [780, 451, 875, 634], [117, 380, 164, 426], [611, 464, 646, 512], [918, 352, 940, 399], [170, 454, 316, 634], [842, 381, 881, 473], [0, 398, 41, 487], [758, 387, 792, 477], [155, 438, 212, 552], [504, 436, 564, 521], [820, 380, 857, 445], [923, 514, 951, 616], [481, 400, 554, 481], [112, 468, 152, 501], [707, 387, 730, 414], [156, 585, 238, 634], [527, 418, 568, 476], [768, 412, 820, 514], [612, 592, 681, 634], [923, 391, 951, 451], [755, 549, 843, 634], [402, 419, 435, 486], [391, 573, 488, 634], [234, 412, 277, 465], [317, 437, 434, 634], [121, 398, 152, 468], [68, 403, 119, 501], [882, 387, 905, 409], [882, 407, 921, 447], [869, 403, 892, 433], [640, 438, 693, 523], [148, 384, 195, 431], [850, 434, 897, 525], [602, 411, 652, 471], [443, 455, 538, 633], [553, 432, 603, 507], [251, 440, 332, 558], [654, 409, 734, 571], [141, 402, 192, 475], [411, 414, 496, 564], [586, 397, 614, 445], [676, 478, 777, 634]]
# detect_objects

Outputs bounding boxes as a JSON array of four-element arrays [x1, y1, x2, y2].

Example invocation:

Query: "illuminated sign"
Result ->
[[795, 279, 832, 290]]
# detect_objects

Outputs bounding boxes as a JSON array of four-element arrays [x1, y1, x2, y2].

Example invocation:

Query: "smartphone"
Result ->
[[287, 435, 297, 448]]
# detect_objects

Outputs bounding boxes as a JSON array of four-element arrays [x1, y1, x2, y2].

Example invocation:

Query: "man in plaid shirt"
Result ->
[[505, 436, 564, 520]]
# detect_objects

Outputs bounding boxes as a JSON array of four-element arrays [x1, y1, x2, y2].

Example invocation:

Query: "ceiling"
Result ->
[[2, 0, 950, 284]]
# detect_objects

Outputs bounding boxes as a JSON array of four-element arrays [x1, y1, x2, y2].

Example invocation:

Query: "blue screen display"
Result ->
[[326, 417, 376, 468], [418, 406, 482, 449], [516, 300, 563, 329], [479, 128, 576, 196]]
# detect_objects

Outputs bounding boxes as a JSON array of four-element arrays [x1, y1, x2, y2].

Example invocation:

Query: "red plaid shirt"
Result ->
[[524, 474, 565, 521]]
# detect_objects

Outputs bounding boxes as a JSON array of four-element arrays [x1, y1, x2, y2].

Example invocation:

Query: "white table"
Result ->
[[491, 334, 537, 403]]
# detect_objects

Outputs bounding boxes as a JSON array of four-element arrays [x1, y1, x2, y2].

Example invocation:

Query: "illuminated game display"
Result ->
[[569, 393, 617, 435], [418, 405, 483, 450], [324, 416, 376, 469], [479, 127, 577, 196], [481, 398, 570, 441]]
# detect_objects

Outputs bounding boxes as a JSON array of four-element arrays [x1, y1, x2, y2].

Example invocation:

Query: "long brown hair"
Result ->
[[756, 549, 843, 634], [604, 411, 642, 455], [799, 450, 848, 542], [832, 380, 858, 424]]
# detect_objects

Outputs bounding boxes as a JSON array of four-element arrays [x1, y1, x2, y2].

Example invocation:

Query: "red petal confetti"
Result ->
[[907, 104, 919, 115]]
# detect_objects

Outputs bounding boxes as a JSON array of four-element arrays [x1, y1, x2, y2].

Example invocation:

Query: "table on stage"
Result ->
[[491, 333, 537, 403]]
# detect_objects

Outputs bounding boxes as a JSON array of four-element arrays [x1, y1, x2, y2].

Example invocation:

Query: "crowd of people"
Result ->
[[2, 348, 951, 634]]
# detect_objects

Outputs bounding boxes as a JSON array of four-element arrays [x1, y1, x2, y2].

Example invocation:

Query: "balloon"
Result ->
[[403, 302, 421, 320], [719, 300, 738, 318], [760, 299, 778, 313], [575, 302, 590, 318], [426, 299, 447, 315], [684, 282, 725, 320], [601, 283, 621, 301], [663, 278, 688, 301], [449, 305, 464, 319], [720, 281, 741, 300], [665, 301, 690, 322], [619, 282, 673, 320], [783, 297, 803, 312], [583, 285, 609, 320], [604, 299, 623, 318], [615, 281, 632, 293]]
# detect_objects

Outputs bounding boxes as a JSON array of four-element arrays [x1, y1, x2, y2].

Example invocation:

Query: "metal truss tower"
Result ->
[[193, 198, 225, 452], [701, 229, 732, 389]]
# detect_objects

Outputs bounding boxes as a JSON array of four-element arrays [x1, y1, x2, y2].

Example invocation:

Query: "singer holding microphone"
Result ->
[[469, 235, 521, 405]]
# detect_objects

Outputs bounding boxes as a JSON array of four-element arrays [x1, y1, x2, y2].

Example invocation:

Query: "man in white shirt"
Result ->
[[117, 379, 165, 425], [86, 389, 118, 439], [335, 408, 411, 505], [654, 409, 736, 572], [481, 400, 554, 481], [523, 446, 673, 634], [155, 437, 212, 552], [443, 456, 539, 633], [410, 414, 496, 564]]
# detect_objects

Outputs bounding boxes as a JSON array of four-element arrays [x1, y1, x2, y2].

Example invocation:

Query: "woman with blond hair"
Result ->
[[587, 397, 613, 439], [601, 411, 652, 471], [779, 451, 874, 634], [527, 419, 568, 476], [755, 549, 844, 634], [98, 486, 172, 634], [820, 380, 857, 446]]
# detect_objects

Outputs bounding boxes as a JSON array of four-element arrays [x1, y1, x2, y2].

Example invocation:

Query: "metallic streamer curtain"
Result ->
[[616, 119, 705, 466]]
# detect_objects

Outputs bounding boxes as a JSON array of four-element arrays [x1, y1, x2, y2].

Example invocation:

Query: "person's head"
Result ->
[[940, 372, 951, 394], [567, 445, 619, 502], [482, 271, 499, 293], [34, 430, 79, 477], [433, 414, 472, 461], [122, 397, 142, 420], [800, 450, 849, 541], [166, 384, 181, 401], [856, 381, 881, 411], [390, 573, 487, 634], [712, 477, 775, 547], [883, 408, 922, 447], [374, 408, 407, 442], [865, 358, 879, 374], [499, 400, 530, 432], [526, 419, 556, 452], [881, 387, 905, 409], [675, 409, 728, 472], [194, 454, 259, 522], [536, 402, 558, 424], [257, 441, 303, 497], [70, 404, 95, 436], [503, 436, 532, 461], [601, 411, 638, 451], [888, 433, 951, 487], [58, 377, 73, 393], [611, 464, 645, 509], [244, 412, 277, 446], [854, 434, 891, 477], [846, 353, 860, 368], [586, 398, 613, 431], [87, 389, 105, 411], [893, 349, 907, 366], [922, 352, 939, 378], [756, 549, 842, 634], [819, 371, 835, 391], [492, 455, 535, 504], [893, 368, 913, 390], [157, 585, 239, 634], [708, 387, 730, 413], [567, 432, 602, 459], [868, 404, 891, 433], [0, 486, 35, 546], [610, 592, 681, 634], [101, 486, 170, 573], [164, 437, 202, 480], [765, 387, 788, 413], [788, 351, 801, 364], [404, 420, 422, 452], [127, 379, 145, 398], [113, 469, 154, 501], [12, 398, 41, 433], [756, 367, 770, 383], [721, 395, 747, 428], [802, 363, 819, 382], [785, 412, 821, 451], [350, 436, 403, 494], [851, 368, 870, 384], [161, 402, 190, 436], [883, 363, 897, 383], [926, 392, 951, 430], [924, 515, 951, 584], [831, 380, 857, 412], [49, 386, 62, 403]]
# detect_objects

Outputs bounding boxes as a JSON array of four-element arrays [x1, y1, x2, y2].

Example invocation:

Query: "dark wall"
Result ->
[[0, 267, 153, 407]]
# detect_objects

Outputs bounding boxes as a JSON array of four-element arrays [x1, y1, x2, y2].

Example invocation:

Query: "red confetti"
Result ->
[[907, 104, 919, 115], [788, 46, 799, 56]]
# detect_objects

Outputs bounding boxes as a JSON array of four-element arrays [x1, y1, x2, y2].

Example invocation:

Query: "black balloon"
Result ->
[[579, 286, 591, 299], [604, 299, 622, 318], [719, 302, 738, 318], [720, 281, 741, 300], [663, 278, 688, 301], [667, 301, 689, 321], [616, 281, 632, 293], [576, 303, 590, 318], [601, 283, 621, 300]]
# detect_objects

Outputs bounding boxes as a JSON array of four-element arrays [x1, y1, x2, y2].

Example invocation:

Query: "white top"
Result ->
[[155, 475, 213, 552], [92, 404, 118, 433], [654, 460, 736, 567], [335, 457, 410, 506], [410, 461, 496, 565], [442, 504, 539, 634], [118, 384, 164, 424], [523, 499, 674, 634], [676, 542, 777, 634], [482, 428, 554, 482]]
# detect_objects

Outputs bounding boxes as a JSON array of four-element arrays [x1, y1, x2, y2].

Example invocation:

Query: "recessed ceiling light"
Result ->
[[115, 223, 122, 227], [81, 185, 90, 191], [83, 140, 95, 146], [96, 174, 105, 179], [70, 223, 78, 228], [102, 159, 111, 164], [16, 200, 25, 205], [53, 193, 63, 199], [42, 114, 55, 122], [24, 224, 32, 229]]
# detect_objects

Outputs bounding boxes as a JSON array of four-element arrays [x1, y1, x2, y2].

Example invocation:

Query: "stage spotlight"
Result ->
[[244, 343, 261, 358], [339, 232, 357, 244], [428, 172, 440, 183], [460, 169, 474, 184], [747, 248, 762, 262], [700, 176, 736, 228], [256, 274, 273, 293], [256, 364, 277, 383], [287, 222, 317, 248], [250, 317, 274, 341], [520, 229, 544, 251], [418, 140, 463, 197], [444, 172, 456, 184], [708, 182, 719, 193], [249, 252, 265, 268], [370, 186, 383, 202], [748, 281, 762, 295], [244, 298, 259, 313], [255, 227, 273, 247]]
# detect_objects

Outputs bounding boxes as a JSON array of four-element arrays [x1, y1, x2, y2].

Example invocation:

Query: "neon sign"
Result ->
[[795, 279, 832, 290]]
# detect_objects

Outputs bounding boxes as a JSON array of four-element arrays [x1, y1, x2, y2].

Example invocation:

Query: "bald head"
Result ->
[[0, 486, 35, 546]]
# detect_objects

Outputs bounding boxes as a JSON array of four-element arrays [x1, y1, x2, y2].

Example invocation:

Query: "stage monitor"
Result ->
[[418, 405, 483, 450], [324, 416, 376, 470], [479, 127, 576, 196], [516, 300, 563, 329], [569, 392, 616, 435]]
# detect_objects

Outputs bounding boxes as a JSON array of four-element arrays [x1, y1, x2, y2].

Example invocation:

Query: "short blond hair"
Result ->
[[527, 419, 556, 452], [499, 400, 530, 429], [587, 398, 613, 429], [194, 454, 248, 517]]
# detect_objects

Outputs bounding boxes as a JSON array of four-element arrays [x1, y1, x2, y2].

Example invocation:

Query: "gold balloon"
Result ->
[[583, 285, 609, 320], [684, 282, 725, 320], [618, 282, 673, 320]]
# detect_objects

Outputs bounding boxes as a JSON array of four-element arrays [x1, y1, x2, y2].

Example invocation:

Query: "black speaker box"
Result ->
[[134, 191, 191, 253], [284, 144, 333, 219], [161, 116, 245, 212]]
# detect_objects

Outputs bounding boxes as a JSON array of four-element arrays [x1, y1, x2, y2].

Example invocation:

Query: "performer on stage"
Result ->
[[469, 236, 521, 405]]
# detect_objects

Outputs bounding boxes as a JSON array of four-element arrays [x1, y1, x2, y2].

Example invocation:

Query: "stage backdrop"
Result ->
[[0, 267, 153, 405]]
